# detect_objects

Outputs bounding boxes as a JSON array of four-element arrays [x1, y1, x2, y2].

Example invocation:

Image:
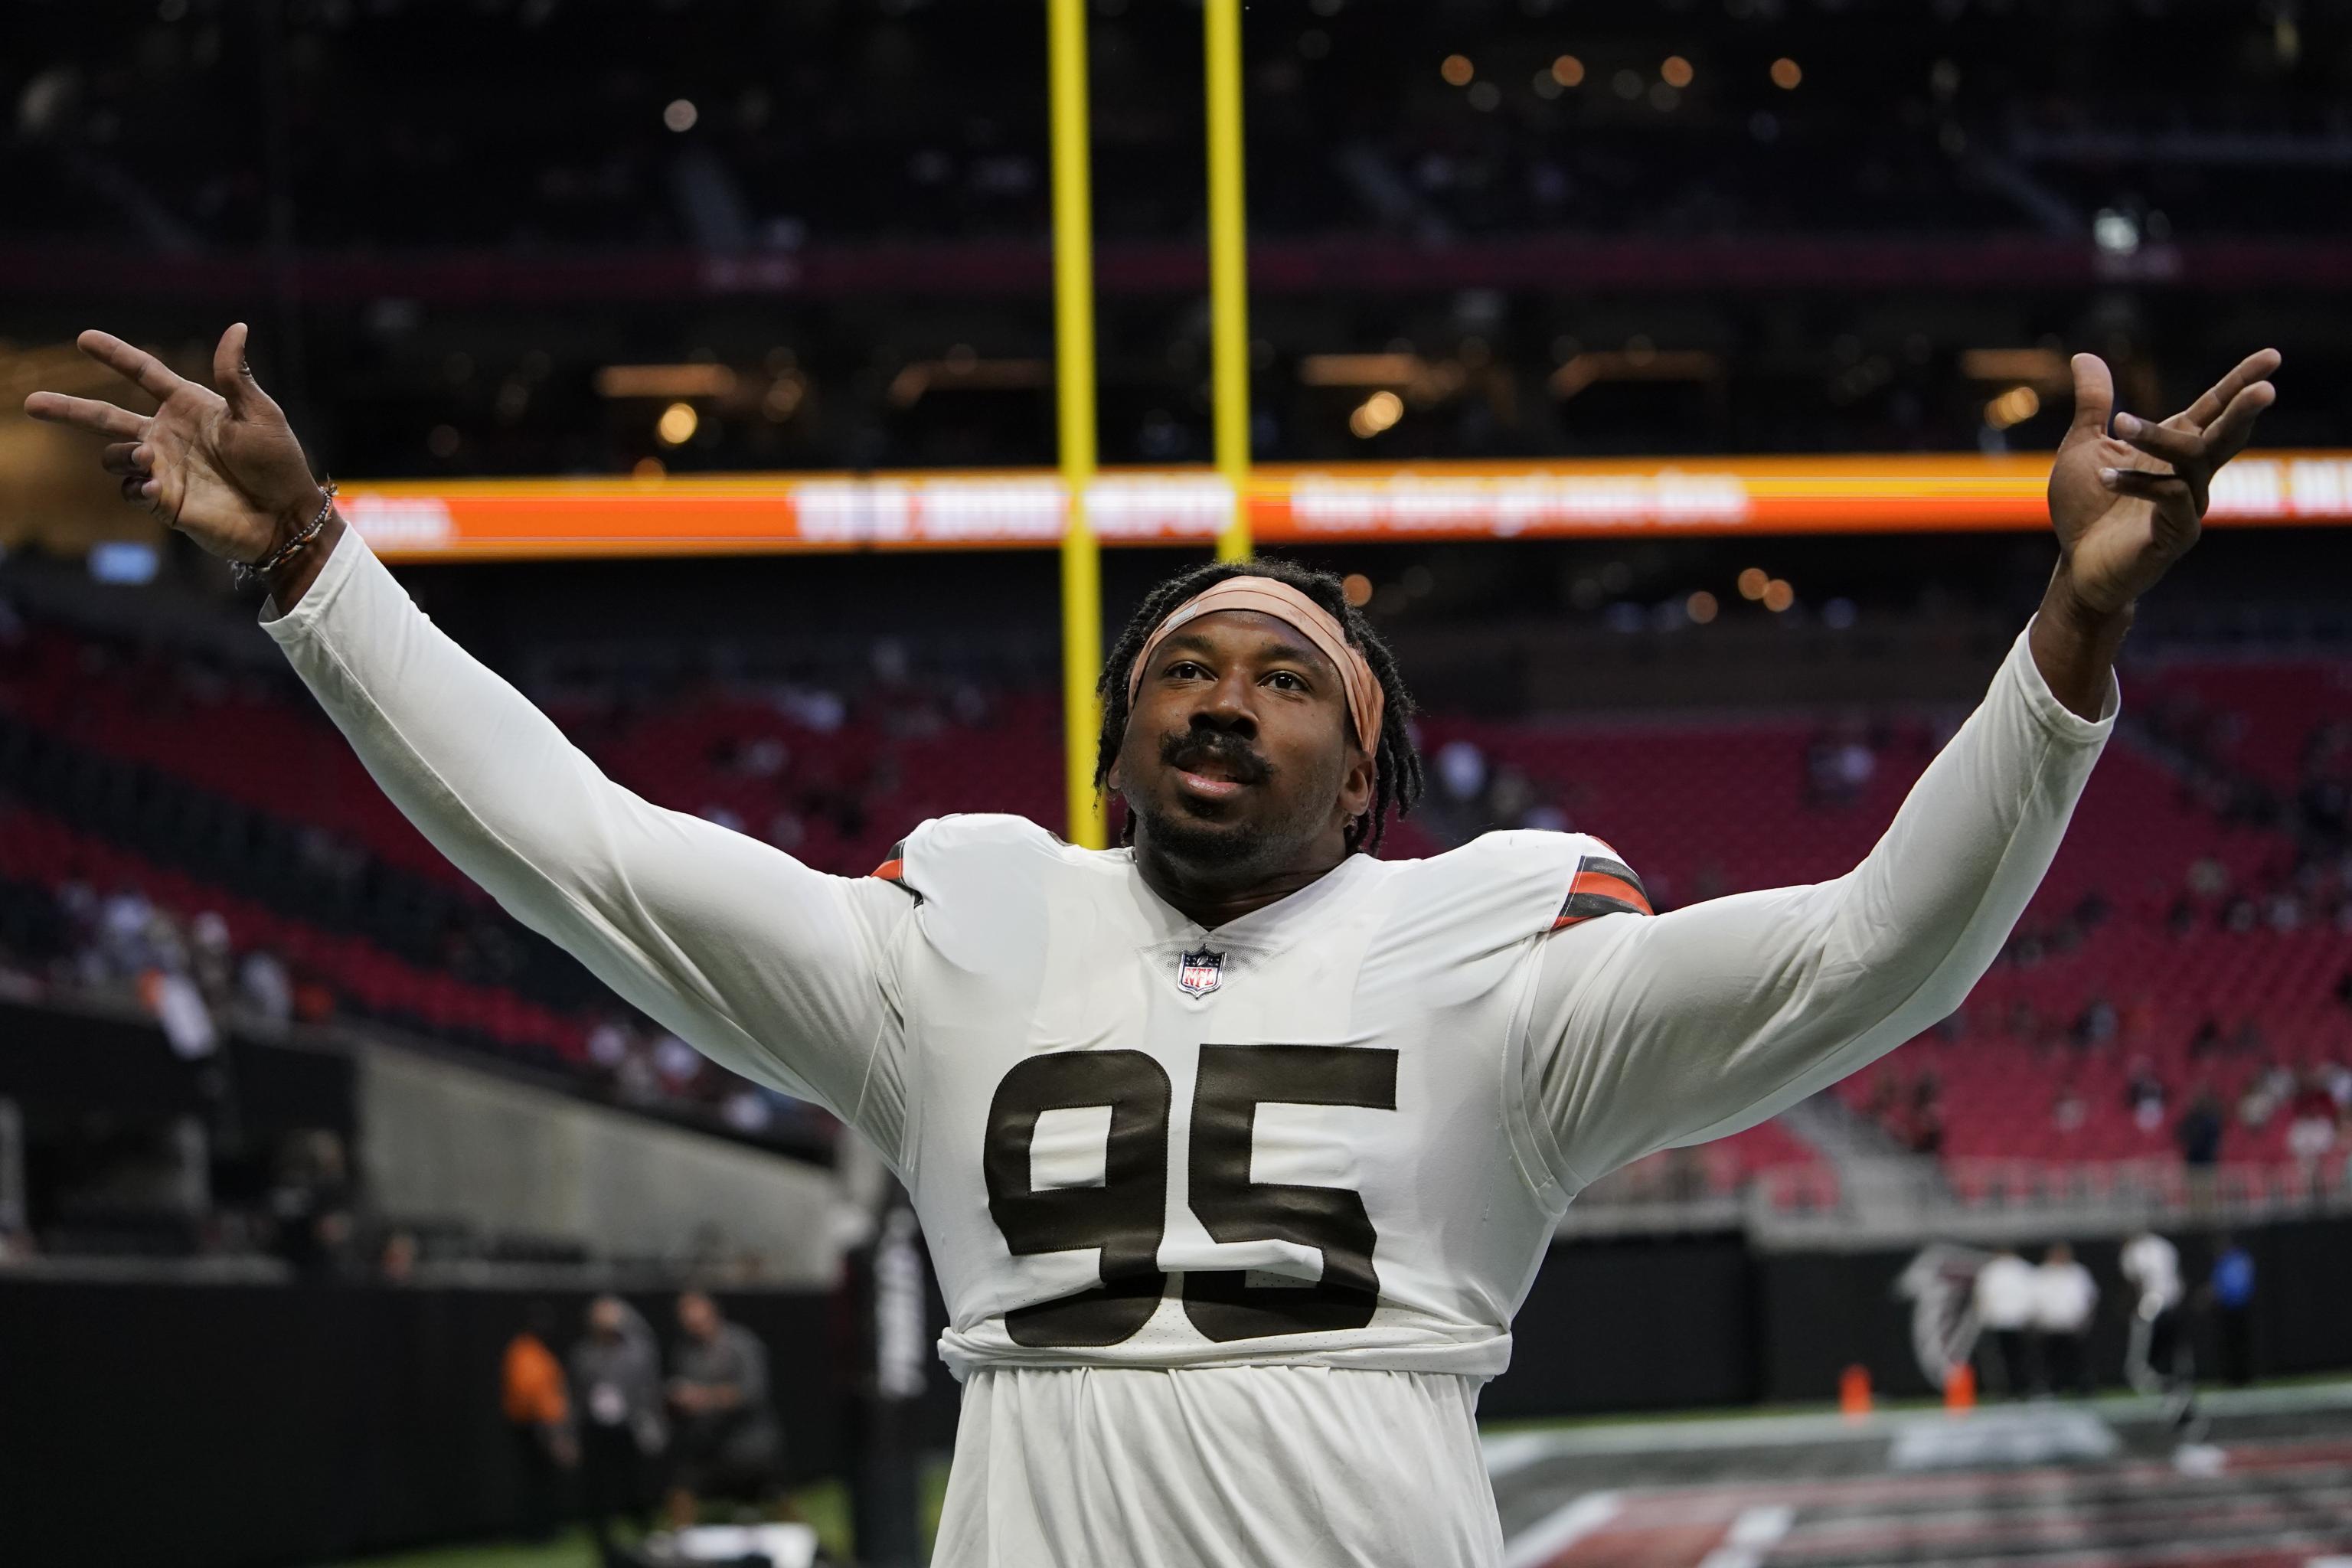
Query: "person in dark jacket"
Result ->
[[665, 1292, 787, 1527], [571, 1294, 667, 1558]]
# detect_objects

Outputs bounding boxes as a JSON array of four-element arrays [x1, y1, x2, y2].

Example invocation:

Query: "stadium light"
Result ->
[[1984, 386, 2041, 430], [1349, 391, 1405, 439]]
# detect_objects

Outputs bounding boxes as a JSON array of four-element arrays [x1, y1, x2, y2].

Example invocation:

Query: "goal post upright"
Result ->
[[1049, 0, 1108, 849], [1205, 0, 1253, 564]]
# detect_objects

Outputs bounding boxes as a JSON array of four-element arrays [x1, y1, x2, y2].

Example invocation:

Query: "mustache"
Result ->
[[1159, 727, 1273, 785]]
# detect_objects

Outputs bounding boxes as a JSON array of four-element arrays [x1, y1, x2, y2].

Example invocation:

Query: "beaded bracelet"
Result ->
[[231, 482, 338, 590]]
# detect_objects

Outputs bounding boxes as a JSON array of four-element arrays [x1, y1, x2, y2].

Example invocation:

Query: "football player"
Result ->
[[30, 329, 2277, 1566]]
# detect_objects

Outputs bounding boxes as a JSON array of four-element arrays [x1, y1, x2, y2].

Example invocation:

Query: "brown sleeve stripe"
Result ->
[[1550, 850, 1653, 930], [870, 838, 921, 900], [1568, 868, 1648, 913], [1576, 853, 1647, 903]]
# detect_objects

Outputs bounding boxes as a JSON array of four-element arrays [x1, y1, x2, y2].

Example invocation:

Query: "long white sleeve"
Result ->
[[1521, 615, 2118, 1188], [259, 526, 913, 1153]]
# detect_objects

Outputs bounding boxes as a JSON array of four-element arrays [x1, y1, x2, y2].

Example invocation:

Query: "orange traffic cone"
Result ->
[[1840, 1364, 1873, 1419], [1944, 1361, 1977, 1413]]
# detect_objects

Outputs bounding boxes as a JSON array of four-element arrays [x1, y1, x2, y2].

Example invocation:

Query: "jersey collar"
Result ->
[[1117, 848, 1383, 956]]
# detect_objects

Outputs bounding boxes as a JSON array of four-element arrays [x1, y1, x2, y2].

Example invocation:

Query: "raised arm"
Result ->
[[1519, 345, 2281, 1187], [1523, 610, 2114, 1184], [27, 326, 915, 1151]]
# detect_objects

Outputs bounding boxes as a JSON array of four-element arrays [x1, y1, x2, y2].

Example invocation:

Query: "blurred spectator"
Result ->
[[2174, 1090, 2225, 1171], [1972, 1247, 2038, 1399], [2120, 1230, 2191, 1413], [501, 1302, 576, 1545], [2052, 1086, 2087, 1135], [236, 948, 294, 1029], [1894, 1070, 1942, 1155], [2239, 1071, 2281, 1132], [721, 1086, 776, 1135], [2287, 1071, 2340, 1184], [587, 1015, 635, 1076], [269, 1130, 355, 1276], [665, 1291, 787, 1527], [2071, 995, 2118, 1051], [188, 911, 234, 1012], [572, 1295, 668, 1557], [2125, 1060, 2167, 1135], [2033, 1243, 2099, 1397], [378, 1229, 419, 1284], [139, 967, 217, 1061], [1434, 739, 1488, 805], [2207, 1236, 2257, 1388], [654, 1034, 705, 1096]]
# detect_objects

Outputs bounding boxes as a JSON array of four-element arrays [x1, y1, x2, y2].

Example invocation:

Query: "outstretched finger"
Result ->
[[2174, 348, 2282, 433], [100, 442, 152, 477], [77, 329, 191, 403], [2068, 352, 2116, 438], [211, 321, 276, 419], [22, 390, 149, 439], [2199, 381, 2276, 469], [2111, 412, 2200, 469]]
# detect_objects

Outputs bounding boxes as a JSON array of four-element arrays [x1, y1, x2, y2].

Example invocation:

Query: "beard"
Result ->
[[1128, 791, 1278, 870], [1124, 724, 1328, 874]]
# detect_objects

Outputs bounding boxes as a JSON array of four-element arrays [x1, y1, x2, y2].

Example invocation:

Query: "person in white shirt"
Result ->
[[1971, 1248, 2040, 1397], [29, 327, 2279, 1567], [2120, 1228, 2191, 1408], [2033, 1241, 2099, 1396]]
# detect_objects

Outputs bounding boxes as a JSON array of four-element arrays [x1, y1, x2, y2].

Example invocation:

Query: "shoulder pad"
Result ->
[[868, 813, 1065, 905], [1374, 828, 1648, 960]]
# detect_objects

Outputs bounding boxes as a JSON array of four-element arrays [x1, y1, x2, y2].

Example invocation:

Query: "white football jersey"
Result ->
[[884, 813, 1625, 1382], [261, 526, 2119, 1567]]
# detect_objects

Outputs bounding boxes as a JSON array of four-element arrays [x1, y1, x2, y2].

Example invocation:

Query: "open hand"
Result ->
[[2048, 348, 2280, 615], [22, 324, 325, 567]]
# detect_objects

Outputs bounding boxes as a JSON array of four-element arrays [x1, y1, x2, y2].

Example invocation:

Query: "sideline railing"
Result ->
[[1557, 1154, 2352, 1243]]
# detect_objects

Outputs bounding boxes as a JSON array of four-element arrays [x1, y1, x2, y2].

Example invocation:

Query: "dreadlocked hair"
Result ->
[[1093, 558, 1424, 856]]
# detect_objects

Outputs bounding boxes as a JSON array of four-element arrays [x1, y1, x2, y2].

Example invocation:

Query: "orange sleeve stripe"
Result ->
[[1568, 869, 1652, 915], [871, 857, 905, 881]]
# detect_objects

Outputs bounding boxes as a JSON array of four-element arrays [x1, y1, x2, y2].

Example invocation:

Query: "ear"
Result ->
[[1338, 743, 1374, 821]]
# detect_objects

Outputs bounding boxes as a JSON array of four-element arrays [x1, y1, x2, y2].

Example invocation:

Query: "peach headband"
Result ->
[[1126, 576, 1385, 757]]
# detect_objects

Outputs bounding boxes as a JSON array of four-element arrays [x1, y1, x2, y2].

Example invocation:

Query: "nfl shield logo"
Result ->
[[1176, 949, 1225, 998]]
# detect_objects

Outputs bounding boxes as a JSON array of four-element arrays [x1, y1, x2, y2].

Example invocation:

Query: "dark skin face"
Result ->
[[1109, 609, 1374, 929]]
